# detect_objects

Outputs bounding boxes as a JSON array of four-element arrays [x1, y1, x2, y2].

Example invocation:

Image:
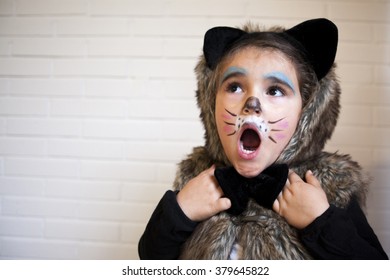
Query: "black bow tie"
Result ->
[[214, 164, 289, 216]]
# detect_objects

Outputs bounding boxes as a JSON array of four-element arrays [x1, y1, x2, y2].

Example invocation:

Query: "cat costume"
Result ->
[[138, 18, 388, 259]]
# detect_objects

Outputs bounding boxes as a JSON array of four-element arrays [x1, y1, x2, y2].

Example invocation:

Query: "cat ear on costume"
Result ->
[[203, 26, 246, 70], [284, 18, 338, 80], [202, 18, 338, 80]]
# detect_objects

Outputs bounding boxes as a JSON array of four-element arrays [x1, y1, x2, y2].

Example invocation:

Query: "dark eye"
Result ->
[[268, 86, 285, 97], [227, 83, 243, 94]]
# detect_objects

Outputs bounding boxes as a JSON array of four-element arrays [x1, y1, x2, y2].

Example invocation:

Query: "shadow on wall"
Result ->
[[366, 163, 390, 257], [361, 7, 390, 257]]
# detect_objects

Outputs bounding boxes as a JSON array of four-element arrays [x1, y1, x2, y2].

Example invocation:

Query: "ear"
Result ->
[[285, 18, 338, 80], [203, 26, 246, 70]]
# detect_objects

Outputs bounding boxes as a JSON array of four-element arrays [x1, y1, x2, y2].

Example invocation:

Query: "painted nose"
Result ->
[[243, 96, 261, 115]]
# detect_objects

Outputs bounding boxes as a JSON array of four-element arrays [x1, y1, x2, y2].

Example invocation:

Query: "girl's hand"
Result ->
[[176, 165, 231, 222], [272, 170, 329, 229]]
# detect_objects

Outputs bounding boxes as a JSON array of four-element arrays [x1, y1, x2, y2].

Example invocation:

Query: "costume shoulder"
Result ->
[[172, 146, 215, 191], [292, 151, 370, 209]]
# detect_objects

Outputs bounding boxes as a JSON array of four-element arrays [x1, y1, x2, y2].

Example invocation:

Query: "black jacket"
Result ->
[[139, 190, 388, 260]]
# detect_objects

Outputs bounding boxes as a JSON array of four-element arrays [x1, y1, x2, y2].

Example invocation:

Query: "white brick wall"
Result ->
[[0, 0, 389, 259]]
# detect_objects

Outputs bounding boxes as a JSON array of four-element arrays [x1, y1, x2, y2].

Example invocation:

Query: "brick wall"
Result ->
[[0, 0, 389, 259]]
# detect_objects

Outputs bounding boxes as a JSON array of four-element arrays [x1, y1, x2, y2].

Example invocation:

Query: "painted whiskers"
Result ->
[[223, 108, 286, 144]]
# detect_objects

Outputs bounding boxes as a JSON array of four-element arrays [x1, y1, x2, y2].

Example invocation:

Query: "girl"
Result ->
[[138, 18, 388, 259]]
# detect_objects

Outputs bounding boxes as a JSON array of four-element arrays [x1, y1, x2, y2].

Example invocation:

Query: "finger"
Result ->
[[204, 165, 219, 187], [277, 189, 283, 199], [272, 198, 280, 213], [305, 170, 321, 188], [206, 164, 216, 175], [273, 190, 283, 212], [288, 170, 303, 183], [285, 176, 291, 187], [215, 197, 231, 212]]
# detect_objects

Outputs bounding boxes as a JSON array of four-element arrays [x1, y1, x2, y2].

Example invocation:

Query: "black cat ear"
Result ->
[[284, 18, 338, 80], [203, 19, 338, 80], [203, 26, 246, 70]]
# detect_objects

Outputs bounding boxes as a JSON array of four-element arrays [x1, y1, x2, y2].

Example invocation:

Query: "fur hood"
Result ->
[[173, 22, 369, 259]]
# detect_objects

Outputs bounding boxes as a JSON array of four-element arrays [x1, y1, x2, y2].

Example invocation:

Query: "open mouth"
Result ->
[[239, 127, 261, 157]]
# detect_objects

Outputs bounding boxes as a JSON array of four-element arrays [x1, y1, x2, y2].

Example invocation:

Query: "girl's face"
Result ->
[[215, 47, 302, 178]]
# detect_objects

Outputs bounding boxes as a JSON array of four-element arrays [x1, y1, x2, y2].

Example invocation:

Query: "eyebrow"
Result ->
[[220, 66, 247, 84], [263, 71, 296, 94]]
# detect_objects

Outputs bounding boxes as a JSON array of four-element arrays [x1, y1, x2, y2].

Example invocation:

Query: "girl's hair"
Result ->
[[212, 32, 318, 108]]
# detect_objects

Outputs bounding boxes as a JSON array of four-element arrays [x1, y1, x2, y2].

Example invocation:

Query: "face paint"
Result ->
[[235, 115, 269, 136], [274, 119, 289, 130], [220, 66, 247, 85], [263, 71, 296, 95], [221, 109, 237, 136], [274, 132, 287, 141], [270, 119, 289, 141], [268, 117, 286, 124], [215, 49, 302, 178]]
